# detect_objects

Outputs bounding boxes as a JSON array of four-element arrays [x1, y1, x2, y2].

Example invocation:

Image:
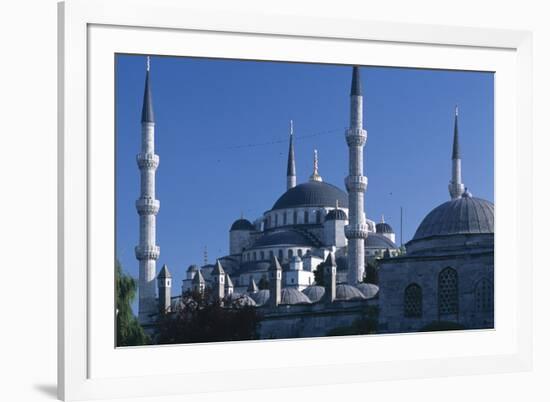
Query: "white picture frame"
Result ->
[[58, 0, 533, 400]]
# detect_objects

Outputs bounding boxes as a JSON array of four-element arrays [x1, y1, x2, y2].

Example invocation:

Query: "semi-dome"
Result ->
[[336, 284, 366, 301], [280, 288, 312, 305], [365, 233, 397, 249], [325, 208, 348, 221], [230, 218, 255, 231], [302, 285, 325, 303], [376, 222, 394, 234], [356, 283, 379, 299], [413, 196, 494, 241], [251, 229, 318, 248], [272, 181, 348, 211]]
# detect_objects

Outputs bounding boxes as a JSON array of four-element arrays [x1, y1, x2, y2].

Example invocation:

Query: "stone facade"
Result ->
[[378, 240, 494, 333]]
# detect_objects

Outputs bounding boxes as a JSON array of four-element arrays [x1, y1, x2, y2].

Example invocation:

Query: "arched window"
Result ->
[[298, 249, 303, 257], [253, 252, 257, 261], [283, 212, 287, 225], [274, 214, 278, 226], [260, 251, 265, 260], [293, 211, 298, 224], [288, 249, 293, 259], [304, 211, 309, 224], [438, 267, 458, 316], [404, 283, 423, 318], [475, 278, 493, 312], [315, 210, 321, 224], [278, 249, 283, 261], [269, 250, 274, 260]]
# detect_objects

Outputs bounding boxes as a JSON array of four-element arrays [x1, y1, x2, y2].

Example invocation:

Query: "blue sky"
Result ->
[[116, 55, 494, 312]]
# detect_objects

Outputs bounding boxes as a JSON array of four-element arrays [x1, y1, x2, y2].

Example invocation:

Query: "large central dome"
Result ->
[[412, 195, 494, 241], [271, 181, 349, 211]]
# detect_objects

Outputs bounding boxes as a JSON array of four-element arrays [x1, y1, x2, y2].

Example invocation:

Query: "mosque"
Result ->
[[133, 58, 494, 338]]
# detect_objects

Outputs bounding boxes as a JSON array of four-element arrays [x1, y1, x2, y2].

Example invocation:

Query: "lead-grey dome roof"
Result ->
[[230, 218, 255, 231], [325, 208, 348, 221], [302, 285, 325, 303], [365, 233, 397, 249], [413, 196, 494, 240], [225, 292, 257, 307], [250, 289, 270, 306], [272, 181, 348, 211], [376, 222, 394, 234], [356, 283, 379, 299], [336, 284, 366, 301], [251, 229, 318, 248], [280, 288, 312, 305]]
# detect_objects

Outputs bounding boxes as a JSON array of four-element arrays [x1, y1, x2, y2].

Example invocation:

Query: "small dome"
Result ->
[[325, 208, 348, 221], [356, 283, 379, 299], [230, 218, 255, 231], [250, 289, 270, 306], [280, 288, 312, 305], [302, 285, 325, 303], [187, 264, 200, 273], [413, 196, 494, 240], [336, 284, 366, 301], [272, 181, 348, 210], [376, 222, 394, 234]]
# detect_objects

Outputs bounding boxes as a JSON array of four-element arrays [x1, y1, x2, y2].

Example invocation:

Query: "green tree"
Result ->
[[116, 260, 149, 346], [363, 260, 379, 284], [258, 276, 269, 290], [156, 290, 262, 344], [313, 261, 325, 286]]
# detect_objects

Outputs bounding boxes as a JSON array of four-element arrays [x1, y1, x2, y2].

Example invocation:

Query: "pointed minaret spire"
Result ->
[[381, 214, 385, 223], [141, 56, 155, 123], [448, 105, 465, 199], [351, 66, 362, 96], [309, 149, 323, 182], [286, 120, 297, 190]]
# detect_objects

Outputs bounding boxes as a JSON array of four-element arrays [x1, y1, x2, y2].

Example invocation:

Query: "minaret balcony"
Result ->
[[345, 224, 369, 239], [345, 128, 367, 146], [135, 198, 160, 215], [135, 245, 160, 260], [345, 175, 368, 192], [136, 153, 159, 169]]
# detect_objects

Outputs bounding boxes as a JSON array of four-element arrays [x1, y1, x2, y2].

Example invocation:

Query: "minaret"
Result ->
[[309, 149, 323, 182], [324, 253, 337, 303], [344, 66, 368, 285], [157, 264, 171, 314], [448, 105, 465, 199], [287, 120, 297, 190], [212, 260, 225, 302], [268, 256, 282, 307], [135, 56, 160, 324]]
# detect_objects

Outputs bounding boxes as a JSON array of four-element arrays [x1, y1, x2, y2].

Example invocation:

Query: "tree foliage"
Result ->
[[116, 260, 149, 346], [156, 289, 262, 344], [314, 261, 326, 286], [363, 260, 379, 284], [258, 276, 269, 290]]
